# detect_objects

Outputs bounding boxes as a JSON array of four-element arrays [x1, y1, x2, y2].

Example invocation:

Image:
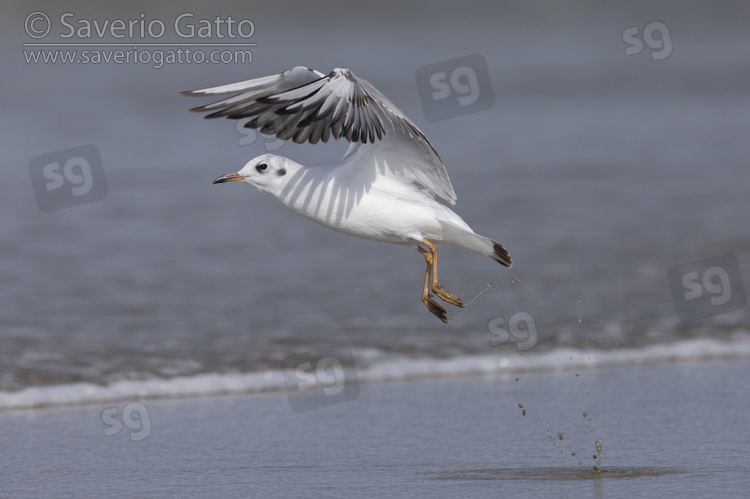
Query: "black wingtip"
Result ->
[[493, 242, 512, 268]]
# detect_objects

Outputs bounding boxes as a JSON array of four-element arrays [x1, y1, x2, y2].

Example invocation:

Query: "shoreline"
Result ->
[[2, 336, 750, 412], [2, 358, 749, 498]]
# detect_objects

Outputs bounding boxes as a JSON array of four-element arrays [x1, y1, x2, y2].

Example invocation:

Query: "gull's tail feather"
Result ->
[[489, 240, 512, 267], [439, 220, 512, 268]]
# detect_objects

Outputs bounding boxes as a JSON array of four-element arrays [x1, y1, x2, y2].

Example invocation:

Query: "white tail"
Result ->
[[439, 220, 512, 267]]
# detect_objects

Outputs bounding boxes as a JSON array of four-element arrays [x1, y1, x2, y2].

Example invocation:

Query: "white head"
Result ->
[[213, 154, 297, 196]]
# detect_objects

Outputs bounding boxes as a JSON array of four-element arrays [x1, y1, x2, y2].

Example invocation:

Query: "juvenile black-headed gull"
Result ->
[[181, 66, 511, 323]]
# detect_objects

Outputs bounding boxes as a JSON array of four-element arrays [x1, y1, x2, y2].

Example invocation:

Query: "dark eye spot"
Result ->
[[256, 162, 269, 173], [277, 168, 287, 176]]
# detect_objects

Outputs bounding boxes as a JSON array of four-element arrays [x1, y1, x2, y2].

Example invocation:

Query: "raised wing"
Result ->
[[181, 66, 457, 204]]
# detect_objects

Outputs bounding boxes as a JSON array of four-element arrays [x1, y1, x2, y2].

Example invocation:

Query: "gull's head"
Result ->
[[212, 154, 293, 195]]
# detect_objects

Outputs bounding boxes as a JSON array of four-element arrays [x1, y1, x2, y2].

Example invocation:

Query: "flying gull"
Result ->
[[181, 66, 512, 322]]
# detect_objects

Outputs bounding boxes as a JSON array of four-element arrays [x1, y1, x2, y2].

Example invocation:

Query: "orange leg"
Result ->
[[421, 239, 463, 307], [417, 245, 448, 322], [417, 239, 463, 323]]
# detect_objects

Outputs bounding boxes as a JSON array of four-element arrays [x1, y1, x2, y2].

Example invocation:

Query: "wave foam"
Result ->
[[2, 337, 749, 410]]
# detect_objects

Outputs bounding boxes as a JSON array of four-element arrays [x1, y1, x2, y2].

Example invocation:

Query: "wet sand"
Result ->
[[2, 358, 749, 498]]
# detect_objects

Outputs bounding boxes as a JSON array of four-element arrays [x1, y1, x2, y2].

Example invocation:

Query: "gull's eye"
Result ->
[[256, 162, 269, 173]]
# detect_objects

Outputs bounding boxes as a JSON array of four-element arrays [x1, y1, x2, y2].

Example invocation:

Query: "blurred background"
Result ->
[[1, 0, 749, 404]]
